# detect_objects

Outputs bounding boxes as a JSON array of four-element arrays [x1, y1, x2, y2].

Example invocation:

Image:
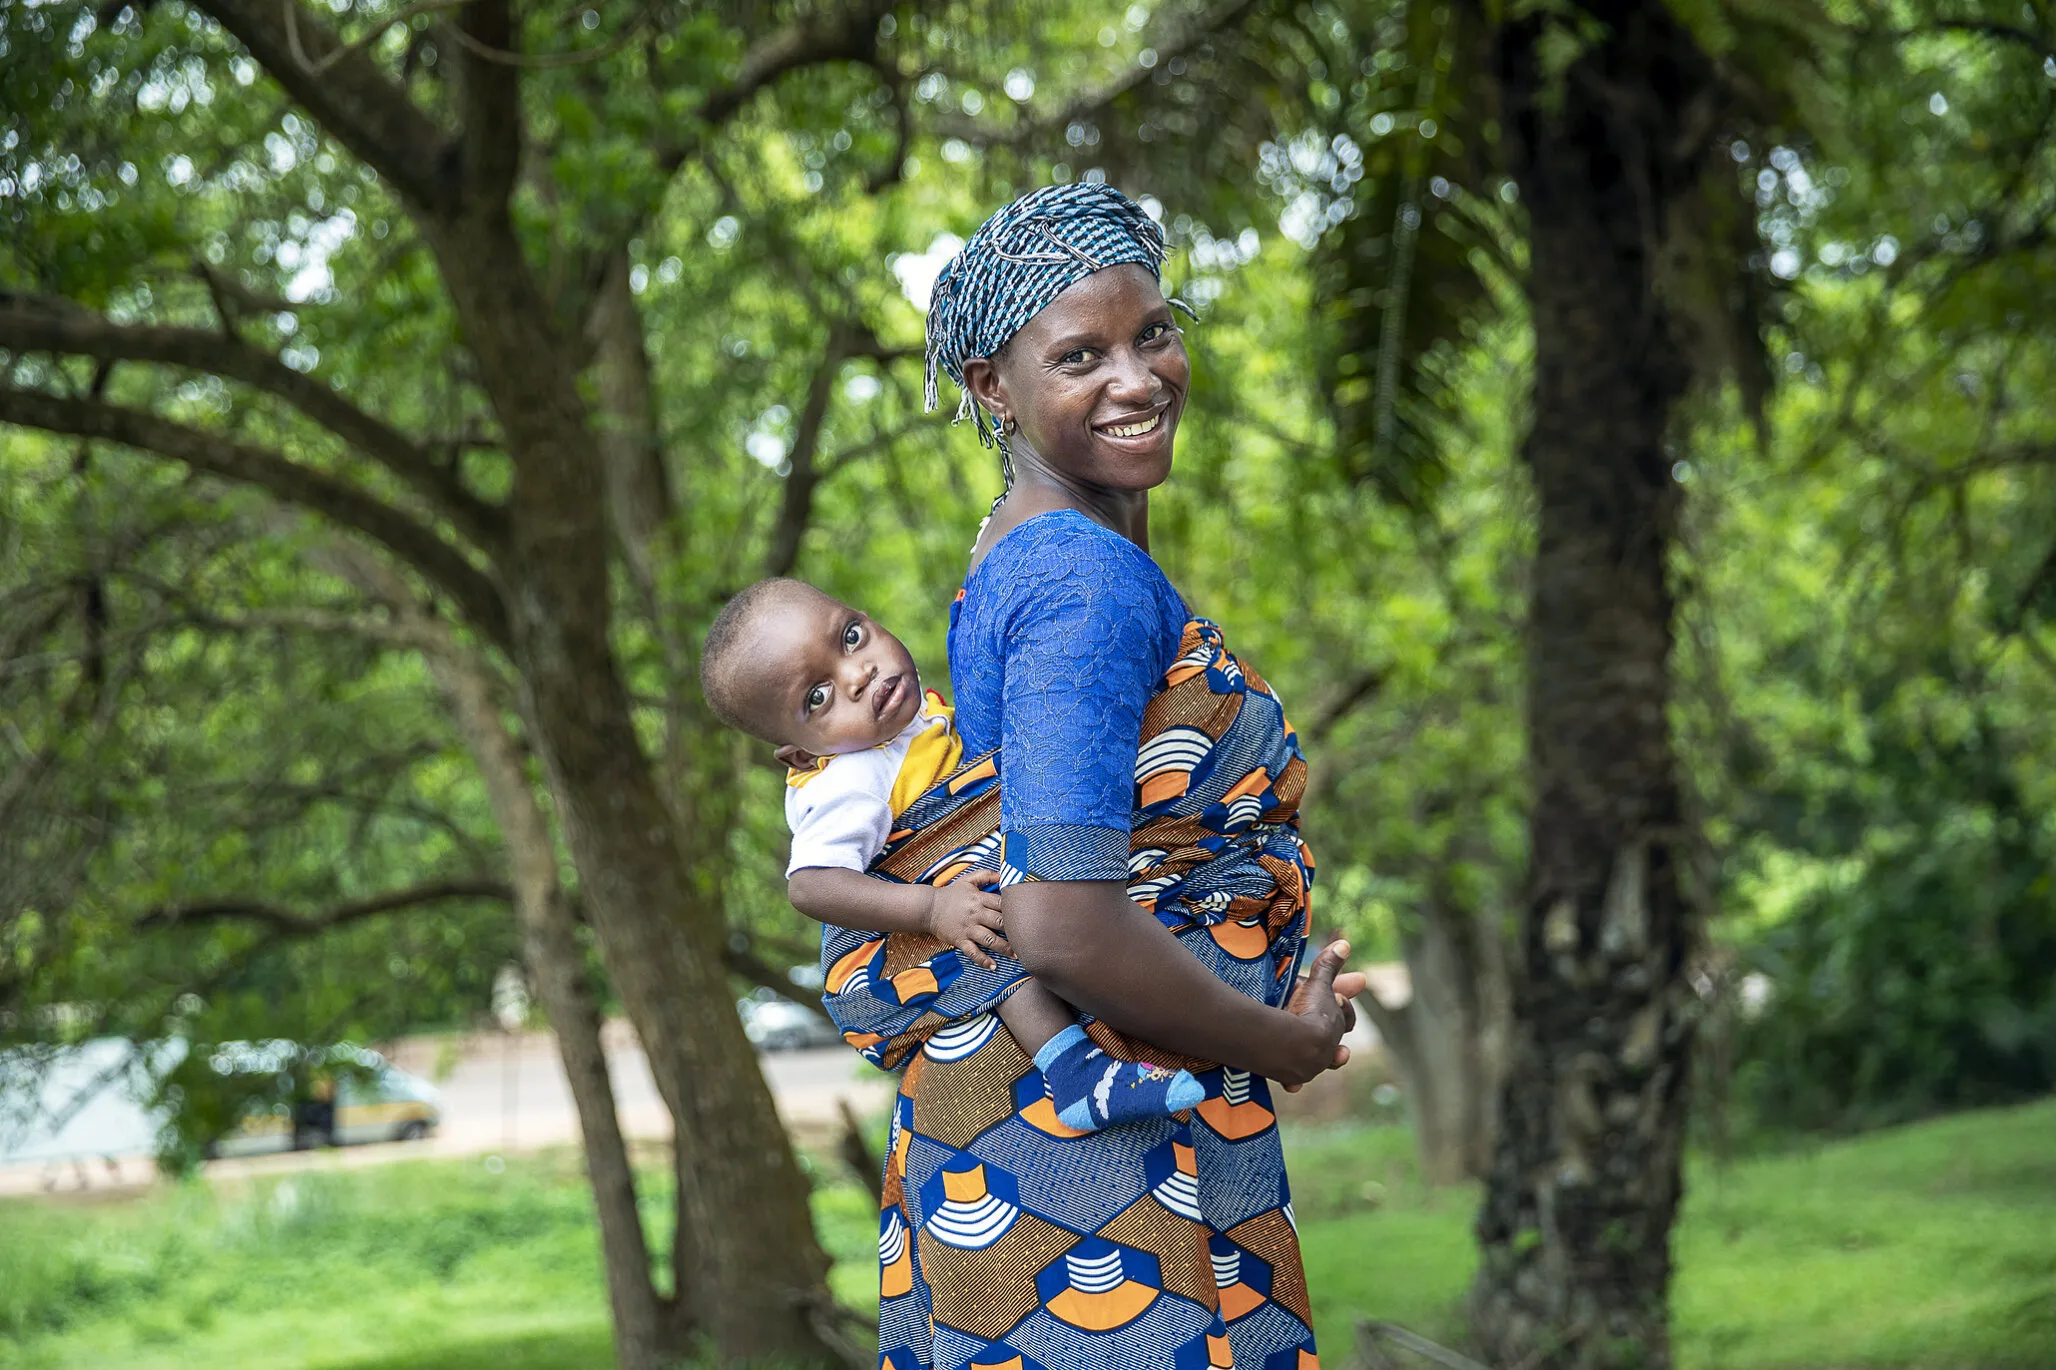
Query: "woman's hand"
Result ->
[[1006, 881, 1367, 1085], [1272, 940, 1369, 1090]]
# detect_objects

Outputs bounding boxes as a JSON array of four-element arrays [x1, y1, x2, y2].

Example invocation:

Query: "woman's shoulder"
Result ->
[[973, 509, 1176, 607]]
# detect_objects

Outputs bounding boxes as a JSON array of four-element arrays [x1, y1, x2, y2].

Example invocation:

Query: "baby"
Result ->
[[699, 576, 1202, 1132]]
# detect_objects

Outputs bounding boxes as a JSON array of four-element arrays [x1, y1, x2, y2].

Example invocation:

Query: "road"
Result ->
[[0, 1025, 894, 1199], [379, 1021, 893, 1155], [2, 966, 1404, 1200]]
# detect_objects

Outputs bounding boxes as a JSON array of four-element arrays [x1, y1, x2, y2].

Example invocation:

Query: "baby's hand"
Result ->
[[925, 869, 1008, 971]]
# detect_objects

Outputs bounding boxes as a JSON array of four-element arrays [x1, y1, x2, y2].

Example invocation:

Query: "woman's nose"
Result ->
[[1108, 348, 1162, 401]]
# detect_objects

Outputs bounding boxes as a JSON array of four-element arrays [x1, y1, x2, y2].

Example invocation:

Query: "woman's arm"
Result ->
[[1005, 880, 1363, 1086]]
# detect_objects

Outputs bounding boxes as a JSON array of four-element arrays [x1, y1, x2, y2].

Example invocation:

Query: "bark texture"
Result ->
[[586, 249, 675, 594], [1470, 6, 1724, 1367]]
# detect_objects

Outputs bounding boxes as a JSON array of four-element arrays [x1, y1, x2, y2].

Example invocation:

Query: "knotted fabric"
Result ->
[[923, 182, 1169, 442]]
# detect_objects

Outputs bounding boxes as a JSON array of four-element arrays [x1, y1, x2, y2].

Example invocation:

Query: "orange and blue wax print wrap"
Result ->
[[816, 616, 1315, 1075], [822, 617, 1325, 1370]]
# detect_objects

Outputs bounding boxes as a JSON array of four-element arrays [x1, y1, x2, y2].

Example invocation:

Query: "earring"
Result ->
[[994, 416, 1017, 490]]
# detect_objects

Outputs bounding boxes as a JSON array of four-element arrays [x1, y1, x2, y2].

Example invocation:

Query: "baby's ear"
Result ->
[[774, 743, 821, 770]]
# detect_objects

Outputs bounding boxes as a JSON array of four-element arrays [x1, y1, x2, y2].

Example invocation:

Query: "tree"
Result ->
[[1675, 5, 2056, 1138], [1038, 0, 1800, 1361], [0, 437, 526, 1161], [0, 3, 1292, 1362], [0, 0, 888, 1359]]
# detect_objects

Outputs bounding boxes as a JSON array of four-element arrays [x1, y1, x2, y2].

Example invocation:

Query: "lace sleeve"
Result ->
[[995, 520, 1181, 882]]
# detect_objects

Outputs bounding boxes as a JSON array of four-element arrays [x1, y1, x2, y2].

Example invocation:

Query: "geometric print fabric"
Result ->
[[842, 615, 1322, 1370], [882, 1025, 1320, 1370]]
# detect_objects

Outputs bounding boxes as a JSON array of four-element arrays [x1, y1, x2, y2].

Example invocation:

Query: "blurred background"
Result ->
[[2, 1, 2053, 1368]]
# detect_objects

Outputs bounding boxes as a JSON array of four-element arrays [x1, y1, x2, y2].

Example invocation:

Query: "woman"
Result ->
[[861, 184, 1365, 1370]]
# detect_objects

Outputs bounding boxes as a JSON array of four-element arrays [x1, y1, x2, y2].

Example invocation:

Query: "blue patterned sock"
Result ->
[[1033, 1024, 1206, 1131]]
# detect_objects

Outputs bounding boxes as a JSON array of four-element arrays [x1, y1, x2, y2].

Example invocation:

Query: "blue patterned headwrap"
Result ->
[[923, 183, 1169, 447]]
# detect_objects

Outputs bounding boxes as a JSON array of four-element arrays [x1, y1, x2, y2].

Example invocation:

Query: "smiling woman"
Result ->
[[820, 184, 1368, 1370]]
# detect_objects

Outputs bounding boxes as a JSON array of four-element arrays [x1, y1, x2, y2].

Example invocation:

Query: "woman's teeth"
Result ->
[[1103, 413, 1162, 438]]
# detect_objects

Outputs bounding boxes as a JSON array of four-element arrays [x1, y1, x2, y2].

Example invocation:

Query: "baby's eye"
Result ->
[[805, 684, 830, 714], [842, 621, 863, 649]]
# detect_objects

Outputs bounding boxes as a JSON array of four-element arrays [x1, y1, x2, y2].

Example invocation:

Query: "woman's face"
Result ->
[[964, 263, 1189, 495]]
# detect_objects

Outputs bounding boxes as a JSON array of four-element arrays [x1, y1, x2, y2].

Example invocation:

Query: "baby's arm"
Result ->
[[788, 868, 1011, 969], [792, 868, 1067, 1056]]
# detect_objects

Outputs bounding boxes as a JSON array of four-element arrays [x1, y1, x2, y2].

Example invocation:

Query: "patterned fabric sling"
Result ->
[[817, 617, 1315, 1073]]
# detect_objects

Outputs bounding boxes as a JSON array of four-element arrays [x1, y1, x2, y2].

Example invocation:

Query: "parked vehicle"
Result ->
[[205, 1042, 441, 1157], [737, 987, 841, 1052]]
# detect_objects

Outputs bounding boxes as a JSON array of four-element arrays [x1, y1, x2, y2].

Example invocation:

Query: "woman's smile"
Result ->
[[1095, 407, 1167, 440]]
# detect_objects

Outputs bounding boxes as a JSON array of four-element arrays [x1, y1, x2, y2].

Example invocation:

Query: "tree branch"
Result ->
[[929, 0, 1262, 149], [1354, 986, 1414, 1073], [1304, 666, 1391, 748], [135, 877, 514, 935], [721, 942, 819, 1001], [441, 0, 657, 69], [454, 0, 522, 206], [0, 386, 513, 651], [676, 2, 893, 169], [188, 605, 450, 653], [2011, 537, 2056, 628], [189, 0, 458, 216], [817, 415, 924, 481], [0, 293, 506, 554], [290, 0, 467, 75], [192, 260, 299, 318], [761, 328, 853, 579], [568, 0, 894, 295]]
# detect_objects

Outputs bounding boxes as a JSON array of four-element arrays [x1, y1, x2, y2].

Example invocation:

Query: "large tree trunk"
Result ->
[[425, 217, 845, 1366], [1470, 6, 1719, 1367], [434, 658, 672, 1370], [1361, 870, 1510, 1184], [318, 544, 670, 1370]]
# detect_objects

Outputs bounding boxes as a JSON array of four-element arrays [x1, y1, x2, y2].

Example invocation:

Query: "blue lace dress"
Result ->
[[869, 510, 1319, 1370]]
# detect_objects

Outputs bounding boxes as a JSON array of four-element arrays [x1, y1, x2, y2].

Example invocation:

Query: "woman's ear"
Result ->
[[774, 743, 822, 771], [961, 357, 1009, 427]]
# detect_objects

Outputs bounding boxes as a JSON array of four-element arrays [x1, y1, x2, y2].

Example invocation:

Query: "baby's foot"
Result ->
[[1032, 1024, 1205, 1131]]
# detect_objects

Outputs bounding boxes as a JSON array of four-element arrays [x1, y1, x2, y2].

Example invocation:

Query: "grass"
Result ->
[[2, 1099, 2052, 1369]]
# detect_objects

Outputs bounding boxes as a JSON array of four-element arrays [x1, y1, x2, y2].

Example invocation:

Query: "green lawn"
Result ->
[[3, 1099, 2051, 1369]]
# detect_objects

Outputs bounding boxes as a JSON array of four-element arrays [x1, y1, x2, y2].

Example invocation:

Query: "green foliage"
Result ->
[[4, 0, 2056, 1237], [0, 1155, 611, 1369], [1664, 6, 2056, 1134], [7, 1106, 2056, 1368], [1740, 814, 2056, 1130], [1, 434, 522, 1149]]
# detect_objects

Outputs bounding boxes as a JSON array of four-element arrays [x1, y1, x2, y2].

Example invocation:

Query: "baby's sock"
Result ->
[[1032, 1023, 1205, 1131]]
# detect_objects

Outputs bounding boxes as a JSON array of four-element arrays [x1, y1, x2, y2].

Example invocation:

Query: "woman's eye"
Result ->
[[1059, 348, 1095, 366], [842, 622, 863, 648], [805, 685, 829, 713], [1141, 322, 1171, 344]]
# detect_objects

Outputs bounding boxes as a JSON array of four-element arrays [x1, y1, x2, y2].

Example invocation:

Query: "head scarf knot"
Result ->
[[923, 183, 1169, 446]]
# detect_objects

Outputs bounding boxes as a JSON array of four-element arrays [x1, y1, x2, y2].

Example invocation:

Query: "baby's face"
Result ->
[[752, 591, 922, 759]]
